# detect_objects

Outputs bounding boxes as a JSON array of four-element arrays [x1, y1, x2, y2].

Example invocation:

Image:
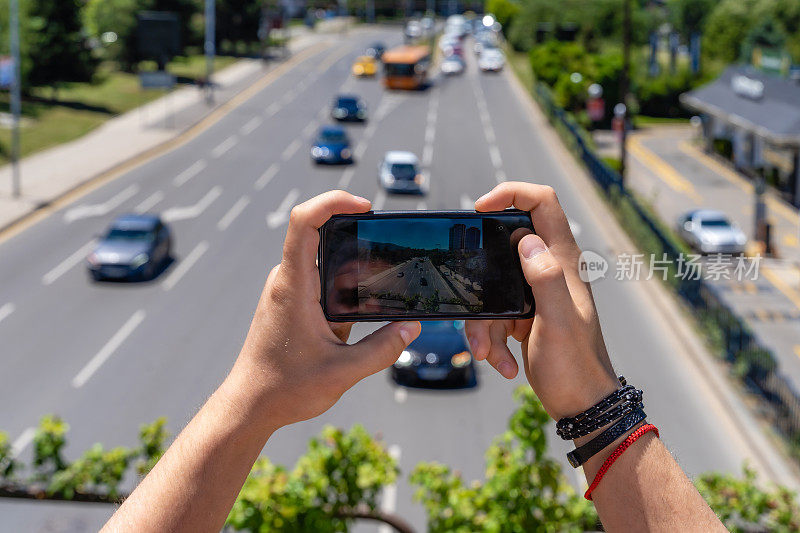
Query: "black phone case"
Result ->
[[319, 209, 536, 322]]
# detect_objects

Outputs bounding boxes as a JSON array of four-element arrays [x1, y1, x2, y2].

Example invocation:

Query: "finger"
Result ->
[[510, 318, 533, 343], [518, 234, 575, 321], [485, 320, 518, 379], [329, 321, 354, 343], [343, 321, 422, 381], [464, 320, 491, 361], [282, 190, 371, 284]]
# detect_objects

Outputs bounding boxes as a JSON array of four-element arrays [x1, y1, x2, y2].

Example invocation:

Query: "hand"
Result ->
[[226, 191, 421, 432], [465, 182, 619, 420]]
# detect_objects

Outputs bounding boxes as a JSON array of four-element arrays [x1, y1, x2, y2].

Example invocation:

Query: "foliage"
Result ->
[[667, 0, 716, 36], [485, 0, 521, 33], [0, 432, 18, 479], [410, 387, 598, 532], [696, 465, 800, 532], [226, 425, 398, 532]]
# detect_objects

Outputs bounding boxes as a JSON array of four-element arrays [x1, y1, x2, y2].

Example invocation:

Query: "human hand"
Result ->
[[226, 191, 421, 432], [465, 182, 619, 420]]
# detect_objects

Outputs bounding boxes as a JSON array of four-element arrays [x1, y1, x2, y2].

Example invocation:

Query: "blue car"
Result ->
[[391, 321, 476, 388], [86, 214, 172, 281], [311, 126, 353, 164]]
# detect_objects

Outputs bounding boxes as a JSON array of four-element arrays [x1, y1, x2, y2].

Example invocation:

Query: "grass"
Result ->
[[634, 115, 691, 127], [0, 55, 239, 165]]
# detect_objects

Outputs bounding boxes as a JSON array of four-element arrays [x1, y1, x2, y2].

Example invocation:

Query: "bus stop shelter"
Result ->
[[681, 66, 800, 208]]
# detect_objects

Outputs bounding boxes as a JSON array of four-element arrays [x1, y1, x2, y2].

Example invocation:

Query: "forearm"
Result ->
[[103, 371, 275, 533], [583, 431, 723, 531]]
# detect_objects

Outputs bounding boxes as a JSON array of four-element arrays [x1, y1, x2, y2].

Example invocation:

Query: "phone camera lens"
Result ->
[[497, 225, 505, 231]]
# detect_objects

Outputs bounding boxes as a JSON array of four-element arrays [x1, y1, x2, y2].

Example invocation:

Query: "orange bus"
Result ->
[[382, 45, 431, 90]]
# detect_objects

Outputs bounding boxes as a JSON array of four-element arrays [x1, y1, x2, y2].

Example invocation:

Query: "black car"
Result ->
[[391, 321, 476, 388], [331, 94, 367, 122], [86, 214, 172, 281], [367, 42, 386, 59]]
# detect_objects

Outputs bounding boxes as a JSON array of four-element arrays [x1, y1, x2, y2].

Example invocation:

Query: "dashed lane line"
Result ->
[[240, 116, 263, 136], [217, 196, 250, 231], [162, 241, 210, 291], [72, 310, 146, 388], [372, 190, 386, 211], [460, 195, 474, 210], [162, 187, 222, 222], [267, 189, 301, 229], [63, 185, 139, 223], [377, 444, 402, 533], [11, 427, 35, 455], [255, 164, 279, 191], [281, 138, 302, 161], [211, 135, 238, 158], [42, 240, 96, 285], [0, 302, 15, 325], [134, 190, 165, 213], [173, 160, 208, 186]]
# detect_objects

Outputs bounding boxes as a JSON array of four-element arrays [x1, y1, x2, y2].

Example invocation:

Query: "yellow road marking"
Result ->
[[783, 233, 799, 248], [744, 281, 757, 294], [754, 308, 769, 322], [679, 141, 799, 225], [316, 45, 353, 73], [0, 42, 332, 246], [795, 346, 800, 360], [629, 136, 703, 202], [761, 266, 800, 311], [771, 310, 785, 323]]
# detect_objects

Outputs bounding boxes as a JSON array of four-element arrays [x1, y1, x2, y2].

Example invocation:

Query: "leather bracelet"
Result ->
[[567, 407, 647, 468], [556, 389, 643, 440], [556, 377, 635, 440]]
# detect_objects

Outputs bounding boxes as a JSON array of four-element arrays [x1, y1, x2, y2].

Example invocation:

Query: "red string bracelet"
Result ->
[[584, 423, 660, 501]]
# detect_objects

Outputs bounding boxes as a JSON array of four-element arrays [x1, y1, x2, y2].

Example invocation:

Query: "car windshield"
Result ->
[[105, 228, 154, 241], [700, 218, 731, 228], [384, 63, 415, 77], [320, 131, 347, 143], [337, 98, 359, 111], [389, 163, 417, 179]]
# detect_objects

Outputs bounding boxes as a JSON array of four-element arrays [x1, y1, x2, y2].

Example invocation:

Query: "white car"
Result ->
[[478, 48, 505, 72], [379, 151, 427, 194], [441, 56, 465, 75], [676, 209, 747, 254]]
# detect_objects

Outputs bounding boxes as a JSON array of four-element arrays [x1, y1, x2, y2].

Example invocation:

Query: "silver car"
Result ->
[[379, 151, 427, 194], [677, 209, 747, 254]]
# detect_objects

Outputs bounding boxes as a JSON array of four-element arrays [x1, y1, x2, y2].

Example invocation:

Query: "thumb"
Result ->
[[518, 234, 573, 320], [345, 321, 422, 380]]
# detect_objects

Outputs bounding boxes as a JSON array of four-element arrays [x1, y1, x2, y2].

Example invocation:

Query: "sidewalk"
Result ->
[[0, 26, 328, 233], [596, 125, 800, 394]]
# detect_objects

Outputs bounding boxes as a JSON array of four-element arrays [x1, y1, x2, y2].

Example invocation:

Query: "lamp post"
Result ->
[[9, 0, 21, 198], [619, 0, 631, 184]]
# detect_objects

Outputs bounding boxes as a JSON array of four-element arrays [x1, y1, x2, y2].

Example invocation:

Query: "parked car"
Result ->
[[478, 48, 505, 72], [351, 56, 378, 77], [86, 214, 171, 281], [676, 209, 747, 254], [311, 126, 353, 164], [391, 320, 476, 388], [331, 94, 367, 121], [378, 151, 426, 194]]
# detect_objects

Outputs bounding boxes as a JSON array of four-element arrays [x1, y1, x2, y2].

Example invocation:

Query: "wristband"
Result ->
[[584, 424, 660, 500], [566, 408, 647, 468]]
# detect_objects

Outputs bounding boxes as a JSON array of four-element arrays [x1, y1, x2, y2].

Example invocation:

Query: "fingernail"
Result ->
[[520, 236, 547, 259], [399, 322, 419, 344], [498, 361, 514, 379], [476, 193, 490, 204]]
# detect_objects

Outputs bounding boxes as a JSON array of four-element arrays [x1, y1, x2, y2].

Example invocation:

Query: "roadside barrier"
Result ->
[[532, 81, 800, 457]]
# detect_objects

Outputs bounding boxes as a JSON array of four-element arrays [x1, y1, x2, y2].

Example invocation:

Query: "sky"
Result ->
[[358, 218, 482, 250]]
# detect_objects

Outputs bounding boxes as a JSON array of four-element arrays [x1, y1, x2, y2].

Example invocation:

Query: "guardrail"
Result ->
[[532, 81, 800, 457]]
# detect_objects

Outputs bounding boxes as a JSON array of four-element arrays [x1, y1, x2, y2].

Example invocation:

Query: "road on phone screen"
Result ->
[[0, 26, 794, 531]]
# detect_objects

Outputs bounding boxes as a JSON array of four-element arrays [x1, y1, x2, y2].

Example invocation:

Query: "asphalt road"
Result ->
[[0, 28, 796, 532]]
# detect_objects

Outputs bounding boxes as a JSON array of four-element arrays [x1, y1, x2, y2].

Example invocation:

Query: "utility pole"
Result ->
[[204, 0, 215, 104], [618, 0, 631, 184], [9, 0, 21, 198]]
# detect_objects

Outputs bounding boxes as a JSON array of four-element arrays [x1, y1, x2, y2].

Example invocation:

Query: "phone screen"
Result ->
[[320, 211, 535, 321]]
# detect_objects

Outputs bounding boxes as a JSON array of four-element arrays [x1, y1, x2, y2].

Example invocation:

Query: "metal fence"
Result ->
[[532, 82, 800, 453]]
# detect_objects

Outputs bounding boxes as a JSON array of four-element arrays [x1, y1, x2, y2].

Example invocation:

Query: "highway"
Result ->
[[0, 27, 795, 531]]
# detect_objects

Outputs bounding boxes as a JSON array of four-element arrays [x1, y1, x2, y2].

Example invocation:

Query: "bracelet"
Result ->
[[556, 376, 643, 440], [556, 389, 643, 440], [566, 408, 647, 468], [584, 424, 660, 500]]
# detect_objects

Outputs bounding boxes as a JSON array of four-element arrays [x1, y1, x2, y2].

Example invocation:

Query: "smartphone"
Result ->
[[319, 210, 535, 321]]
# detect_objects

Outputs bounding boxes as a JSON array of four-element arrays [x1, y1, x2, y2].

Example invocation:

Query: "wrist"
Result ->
[[577, 420, 647, 480], [550, 373, 621, 421], [218, 365, 283, 437]]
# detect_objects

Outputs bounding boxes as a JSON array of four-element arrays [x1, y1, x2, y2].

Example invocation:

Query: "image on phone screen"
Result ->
[[321, 212, 534, 320]]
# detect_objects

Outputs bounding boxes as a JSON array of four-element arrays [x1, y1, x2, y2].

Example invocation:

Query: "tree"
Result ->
[[485, 0, 521, 32], [703, 0, 760, 63], [26, 0, 97, 87], [83, 0, 141, 69], [667, 0, 716, 36]]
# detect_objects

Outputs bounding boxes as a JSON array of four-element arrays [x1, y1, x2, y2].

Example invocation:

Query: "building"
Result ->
[[449, 223, 465, 250], [680, 66, 800, 207], [465, 227, 481, 250]]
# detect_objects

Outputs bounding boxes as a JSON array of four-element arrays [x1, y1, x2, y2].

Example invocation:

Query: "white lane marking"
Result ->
[[11, 427, 36, 455], [162, 241, 210, 291], [354, 142, 368, 160], [218, 196, 250, 231], [266, 102, 280, 116], [280, 91, 294, 106], [568, 218, 582, 237], [173, 160, 208, 186], [394, 387, 408, 403], [372, 190, 386, 211], [484, 126, 496, 144], [377, 444, 402, 533], [211, 135, 238, 158], [317, 107, 329, 120], [267, 188, 301, 228], [460, 195, 474, 210], [255, 164, 279, 191], [240, 116, 263, 136], [302, 120, 319, 139], [422, 144, 434, 168], [495, 169, 507, 183], [71, 310, 146, 388], [337, 167, 356, 189], [281, 138, 302, 161], [42, 240, 96, 285], [488, 145, 503, 169], [162, 186, 222, 222], [0, 302, 15, 325], [63, 185, 139, 223], [416, 201, 427, 210], [134, 190, 164, 213]]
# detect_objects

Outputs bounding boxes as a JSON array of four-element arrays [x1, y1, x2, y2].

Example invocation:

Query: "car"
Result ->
[[366, 42, 386, 59], [404, 20, 422, 42], [391, 320, 476, 388], [351, 55, 378, 77], [677, 209, 747, 254], [378, 151, 426, 194], [311, 126, 353, 164], [441, 55, 465, 75], [331, 94, 367, 121], [478, 48, 505, 72], [86, 214, 171, 281]]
